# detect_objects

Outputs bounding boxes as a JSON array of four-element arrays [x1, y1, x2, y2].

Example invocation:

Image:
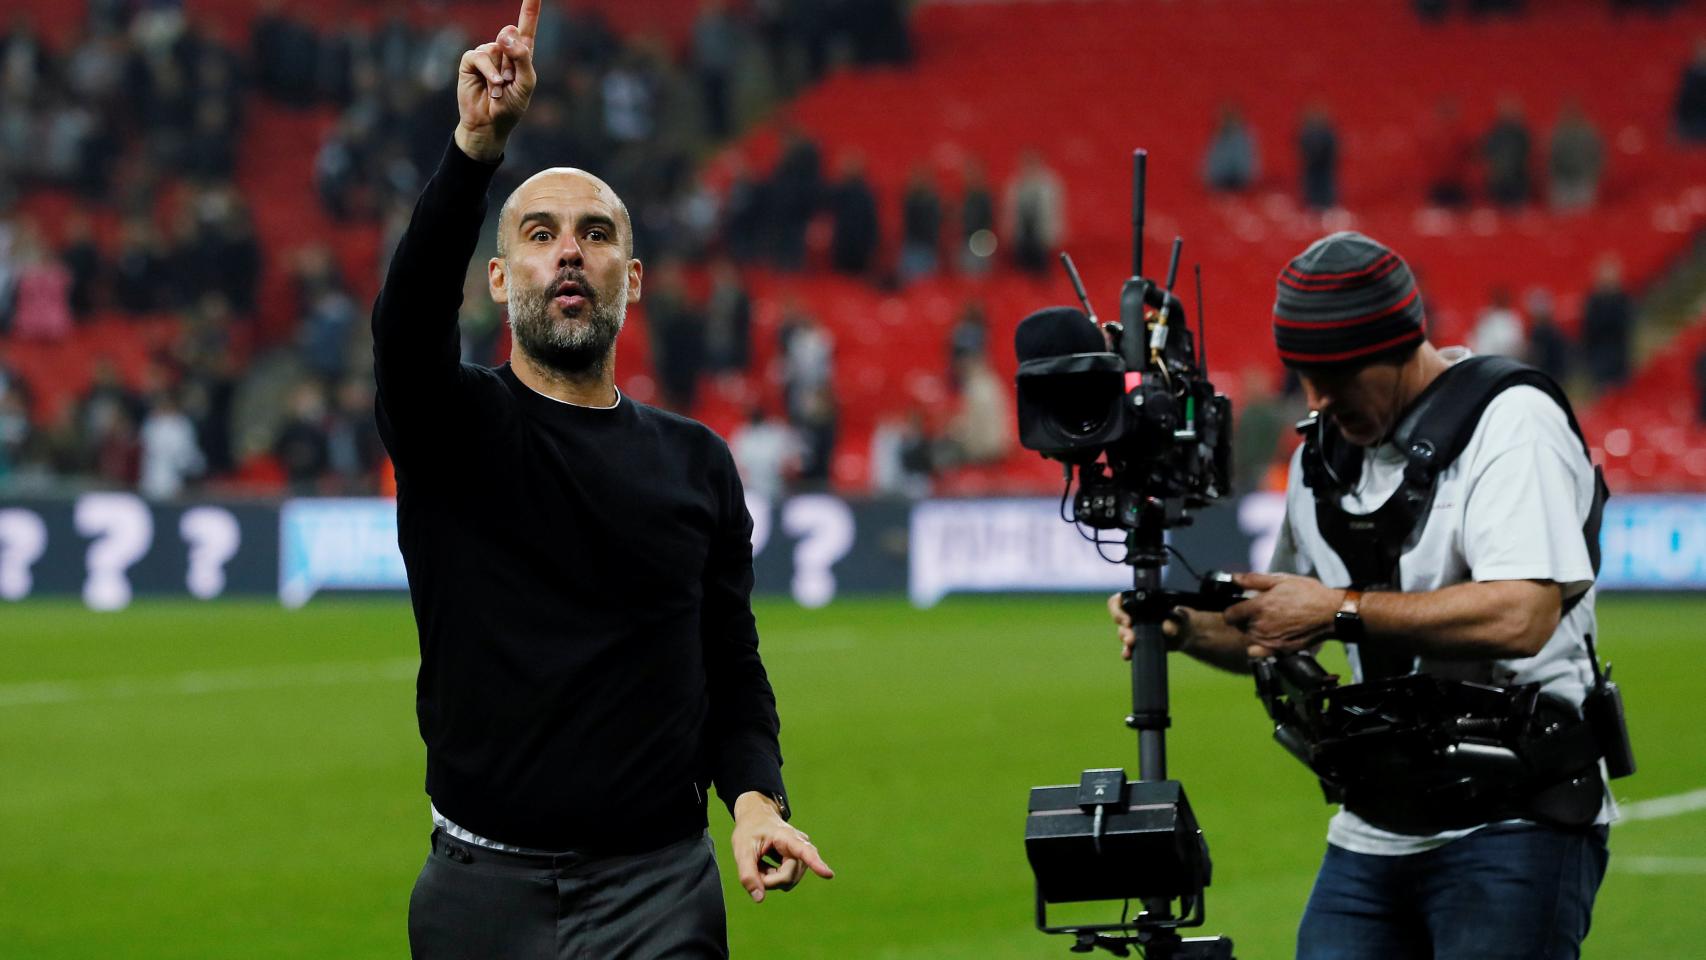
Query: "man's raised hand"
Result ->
[[454, 0, 541, 163]]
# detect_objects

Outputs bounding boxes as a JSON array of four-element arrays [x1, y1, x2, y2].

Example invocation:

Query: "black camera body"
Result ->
[[1013, 152, 1239, 958], [1016, 278, 1232, 521]]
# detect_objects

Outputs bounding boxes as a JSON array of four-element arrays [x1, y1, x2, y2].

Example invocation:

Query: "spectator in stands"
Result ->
[[601, 47, 659, 147], [1674, 38, 1706, 142], [1525, 288, 1571, 384], [1203, 105, 1260, 193], [948, 300, 988, 383], [8, 220, 72, 341], [899, 165, 943, 284], [722, 155, 767, 263], [1483, 97, 1533, 207], [1470, 287, 1525, 358], [301, 282, 359, 383], [77, 360, 141, 449], [1580, 255, 1634, 389], [1, 20, 47, 106], [769, 126, 823, 270], [208, 199, 260, 316], [705, 256, 752, 374], [693, 0, 744, 140], [313, 116, 366, 221], [958, 158, 996, 276], [325, 376, 383, 494], [779, 304, 833, 421], [827, 153, 879, 276], [792, 384, 839, 488], [184, 101, 238, 182], [940, 355, 1013, 467], [647, 259, 707, 411], [138, 389, 204, 500], [1548, 100, 1603, 213], [1298, 103, 1339, 211], [38, 92, 102, 189], [112, 217, 171, 314], [61, 211, 103, 316], [292, 242, 356, 380], [274, 380, 330, 494], [1006, 149, 1065, 274], [731, 406, 799, 502], [870, 408, 933, 498], [1424, 98, 1475, 208]]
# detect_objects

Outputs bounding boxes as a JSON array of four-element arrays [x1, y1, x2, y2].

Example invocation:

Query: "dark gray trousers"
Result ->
[[408, 828, 729, 959]]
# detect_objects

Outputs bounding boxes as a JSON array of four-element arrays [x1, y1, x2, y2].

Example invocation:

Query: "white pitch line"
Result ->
[[0, 657, 418, 708], [1613, 857, 1706, 875], [1619, 788, 1706, 823]]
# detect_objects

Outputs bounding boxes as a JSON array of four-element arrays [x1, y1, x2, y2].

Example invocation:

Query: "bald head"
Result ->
[[496, 167, 634, 259]]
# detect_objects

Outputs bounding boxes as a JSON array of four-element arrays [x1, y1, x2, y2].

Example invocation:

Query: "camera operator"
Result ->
[[1109, 232, 1609, 959], [374, 3, 831, 957]]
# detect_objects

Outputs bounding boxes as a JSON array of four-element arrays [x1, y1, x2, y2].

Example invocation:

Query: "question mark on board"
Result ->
[[745, 492, 772, 557], [780, 495, 854, 609], [180, 506, 242, 600], [0, 508, 49, 600], [74, 492, 154, 611]]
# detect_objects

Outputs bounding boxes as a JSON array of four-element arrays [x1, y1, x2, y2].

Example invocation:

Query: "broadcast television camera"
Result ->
[[1014, 151, 1239, 958]]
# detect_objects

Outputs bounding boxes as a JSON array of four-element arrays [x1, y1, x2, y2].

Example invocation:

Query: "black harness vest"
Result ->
[[1299, 356, 1609, 678]]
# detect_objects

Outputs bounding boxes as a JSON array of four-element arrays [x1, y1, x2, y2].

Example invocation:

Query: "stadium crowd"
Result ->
[[0, 0, 1702, 500]]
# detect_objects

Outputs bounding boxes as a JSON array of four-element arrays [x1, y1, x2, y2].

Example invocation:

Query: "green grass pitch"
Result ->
[[2, 594, 1701, 958]]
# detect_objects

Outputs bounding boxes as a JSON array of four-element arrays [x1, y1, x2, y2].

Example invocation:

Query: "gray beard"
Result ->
[[507, 274, 626, 377]]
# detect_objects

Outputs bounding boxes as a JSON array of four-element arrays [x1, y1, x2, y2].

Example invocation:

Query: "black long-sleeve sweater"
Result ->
[[372, 141, 786, 853]]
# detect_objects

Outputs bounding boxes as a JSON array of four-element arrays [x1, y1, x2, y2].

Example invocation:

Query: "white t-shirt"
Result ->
[[1270, 349, 1609, 855]]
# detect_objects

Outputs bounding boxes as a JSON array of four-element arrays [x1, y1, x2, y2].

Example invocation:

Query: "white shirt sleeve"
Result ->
[[1268, 450, 1315, 577], [1460, 389, 1595, 600]]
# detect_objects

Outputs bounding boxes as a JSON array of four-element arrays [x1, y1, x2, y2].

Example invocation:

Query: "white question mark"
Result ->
[[780, 495, 855, 609], [745, 491, 772, 557], [180, 506, 242, 600], [0, 508, 49, 600], [74, 492, 154, 611]]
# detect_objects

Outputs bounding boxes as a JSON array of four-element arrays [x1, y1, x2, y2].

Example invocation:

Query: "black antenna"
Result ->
[[1058, 252, 1099, 326], [1194, 264, 1207, 376], [1147, 236, 1184, 360], [1132, 149, 1147, 278]]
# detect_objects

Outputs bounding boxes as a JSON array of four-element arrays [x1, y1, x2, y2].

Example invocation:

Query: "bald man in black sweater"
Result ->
[[375, 5, 831, 957]]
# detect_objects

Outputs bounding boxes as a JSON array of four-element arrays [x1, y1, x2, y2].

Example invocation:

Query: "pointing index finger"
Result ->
[[517, 0, 541, 40]]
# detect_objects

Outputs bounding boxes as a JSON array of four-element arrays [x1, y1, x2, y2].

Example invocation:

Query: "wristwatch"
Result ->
[[1334, 589, 1366, 643]]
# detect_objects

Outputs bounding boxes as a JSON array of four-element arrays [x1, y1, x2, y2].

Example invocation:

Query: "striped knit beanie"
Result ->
[[1273, 232, 1427, 369]]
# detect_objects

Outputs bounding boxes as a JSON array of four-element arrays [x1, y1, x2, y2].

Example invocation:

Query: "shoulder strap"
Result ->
[[1392, 356, 1609, 608]]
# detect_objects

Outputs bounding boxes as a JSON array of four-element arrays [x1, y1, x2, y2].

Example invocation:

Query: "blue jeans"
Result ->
[[1296, 822, 1609, 960]]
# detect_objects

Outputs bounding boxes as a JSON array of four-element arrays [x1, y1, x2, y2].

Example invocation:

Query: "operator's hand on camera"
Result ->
[[1224, 572, 1338, 656], [731, 791, 834, 904], [453, 0, 540, 163]]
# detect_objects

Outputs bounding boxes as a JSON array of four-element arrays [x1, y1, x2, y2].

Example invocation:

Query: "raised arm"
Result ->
[[371, 3, 540, 462]]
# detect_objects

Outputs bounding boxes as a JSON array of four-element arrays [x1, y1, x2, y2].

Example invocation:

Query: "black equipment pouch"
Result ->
[[1256, 663, 1608, 834], [1582, 632, 1638, 779]]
